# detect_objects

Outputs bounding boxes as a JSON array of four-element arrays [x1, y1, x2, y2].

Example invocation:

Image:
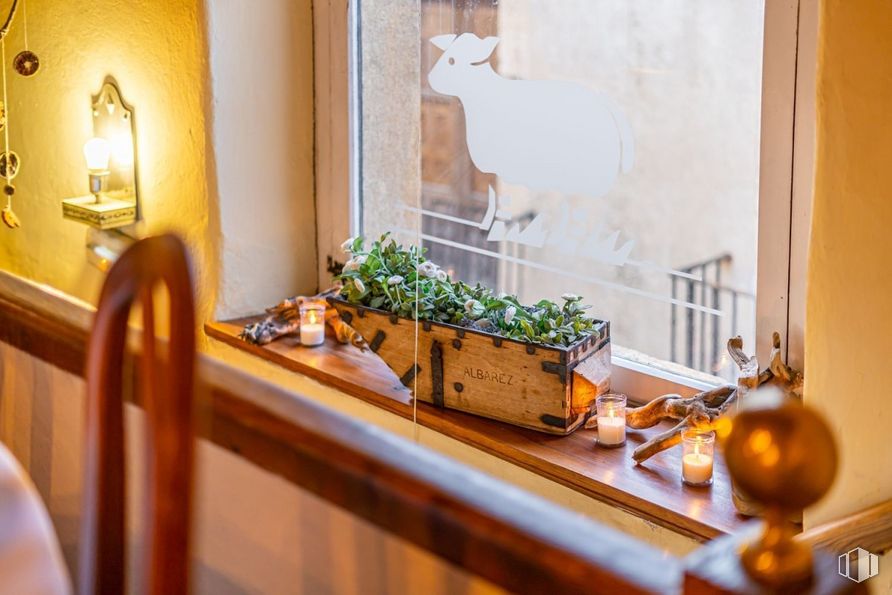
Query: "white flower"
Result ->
[[504, 306, 516, 325], [353, 278, 366, 293], [561, 293, 580, 301], [387, 275, 404, 286], [436, 269, 448, 283], [341, 237, 356, 253], [342, 255, 366, 273], [464, 299, 484, 318], [417, 261, 438, 278]]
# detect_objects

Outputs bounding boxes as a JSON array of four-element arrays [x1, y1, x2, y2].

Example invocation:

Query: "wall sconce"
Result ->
[[63, 79, 139, 230]]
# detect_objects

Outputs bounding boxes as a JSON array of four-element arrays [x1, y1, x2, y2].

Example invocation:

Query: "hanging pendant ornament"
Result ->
[[1, 184, 18, 229], [0, 150, 19, 179], [0, 7, 20, 230], [14, 0, 36, 77], [1, 206, 20, 228], [13, 50, 37, 77]]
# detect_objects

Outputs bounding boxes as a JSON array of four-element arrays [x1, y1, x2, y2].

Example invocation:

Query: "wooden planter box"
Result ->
[[329, 297, 611, 435]]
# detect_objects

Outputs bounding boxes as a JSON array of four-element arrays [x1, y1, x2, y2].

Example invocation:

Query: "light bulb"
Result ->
[[83, 137, 111, 173]]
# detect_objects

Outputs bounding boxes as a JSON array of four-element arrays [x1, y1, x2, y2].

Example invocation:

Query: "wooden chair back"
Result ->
[[79, 234, 196, 595]]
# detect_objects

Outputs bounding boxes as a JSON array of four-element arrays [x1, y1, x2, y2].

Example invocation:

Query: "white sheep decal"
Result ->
[[428, 33, 634, 198]]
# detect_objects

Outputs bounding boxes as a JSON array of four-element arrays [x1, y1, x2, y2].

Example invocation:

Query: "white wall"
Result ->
[[207, 0, 318, 320], [804, 1, 892, 593]]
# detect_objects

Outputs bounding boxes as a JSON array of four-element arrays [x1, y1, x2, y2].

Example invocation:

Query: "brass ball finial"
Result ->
[[724, 386, 838, 588]]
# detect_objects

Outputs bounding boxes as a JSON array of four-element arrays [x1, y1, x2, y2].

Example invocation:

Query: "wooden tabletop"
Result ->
[[207, 317, 749, 541]]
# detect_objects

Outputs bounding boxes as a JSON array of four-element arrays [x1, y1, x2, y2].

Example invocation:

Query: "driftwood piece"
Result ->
[[239, 289, 367, 351], [586, 332, 802, 463]]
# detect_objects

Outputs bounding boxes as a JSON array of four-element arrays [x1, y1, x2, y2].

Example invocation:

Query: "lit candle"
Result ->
[[598, 414, 626, 446], [299, 302, 326, 347], [595, 394, 626, 448], [682, 452, 713, 485], [681, 430, 715, 486]]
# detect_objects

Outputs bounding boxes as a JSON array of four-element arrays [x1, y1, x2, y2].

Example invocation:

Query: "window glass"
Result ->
[[357, 0, 764, 380]]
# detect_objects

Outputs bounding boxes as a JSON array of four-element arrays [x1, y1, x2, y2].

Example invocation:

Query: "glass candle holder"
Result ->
[[299, 302, 326, 347], [681, 429, 715, 487], [595, 394, 626, 448]]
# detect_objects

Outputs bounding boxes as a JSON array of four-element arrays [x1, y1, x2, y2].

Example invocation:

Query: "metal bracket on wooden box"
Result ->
[[430, 341, 444, 408], [399, 364, 421, 387], [369, 330, 386, 353], [541, 361, 570, 384]]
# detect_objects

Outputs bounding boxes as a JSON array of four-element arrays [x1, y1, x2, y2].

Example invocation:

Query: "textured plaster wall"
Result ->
[[805, 1, 892, 589], [359, 0, 421, 239], [0, 0, 220, 331], [208, 0, 318, 320], [0, 0, 318, 331]]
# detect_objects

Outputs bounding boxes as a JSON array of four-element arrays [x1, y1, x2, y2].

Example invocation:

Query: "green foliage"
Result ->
[[336, 234, 599, 347]]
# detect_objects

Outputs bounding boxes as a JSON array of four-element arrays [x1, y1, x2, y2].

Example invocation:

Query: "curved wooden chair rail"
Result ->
[[79, 235, 196, 595]]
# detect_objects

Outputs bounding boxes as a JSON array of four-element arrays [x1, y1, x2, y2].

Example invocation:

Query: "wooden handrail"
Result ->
[[798, 499, 892, 556], [0, 267, 868, 594]]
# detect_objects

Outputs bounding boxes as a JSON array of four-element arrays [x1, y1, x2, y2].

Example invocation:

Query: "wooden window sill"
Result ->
[[206, 317, 749, 541]]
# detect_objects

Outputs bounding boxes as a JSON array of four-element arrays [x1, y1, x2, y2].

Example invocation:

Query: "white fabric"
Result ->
[[0, 442, 72, 594]]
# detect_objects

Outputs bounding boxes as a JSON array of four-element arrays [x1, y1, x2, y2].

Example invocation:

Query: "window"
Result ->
[[315, 0, 814, 393]]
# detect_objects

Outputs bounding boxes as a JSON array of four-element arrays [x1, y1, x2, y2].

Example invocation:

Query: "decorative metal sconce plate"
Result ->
[[63, 78, 140, 230]]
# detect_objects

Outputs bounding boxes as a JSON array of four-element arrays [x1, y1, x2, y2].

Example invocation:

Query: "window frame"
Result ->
[[314, 0, 817, 400]]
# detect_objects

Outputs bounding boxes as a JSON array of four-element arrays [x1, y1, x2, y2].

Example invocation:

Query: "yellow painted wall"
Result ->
[[806, 2, 892, 589], [0, 0, 219, 328], [0, 0, 319, 338]]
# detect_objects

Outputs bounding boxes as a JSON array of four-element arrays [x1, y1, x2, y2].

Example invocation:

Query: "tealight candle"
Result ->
[[299, 302, 326, 347], [595, 394, 626, 448], [682, 429, 715, 487]]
